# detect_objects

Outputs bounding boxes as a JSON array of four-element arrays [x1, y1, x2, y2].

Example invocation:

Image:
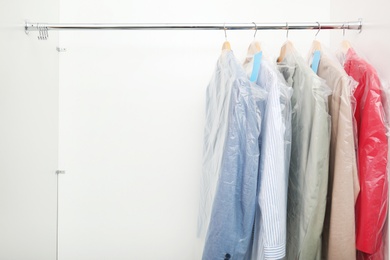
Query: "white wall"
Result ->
[[0, 0, 59, 259], [58, 0, 330, 259]]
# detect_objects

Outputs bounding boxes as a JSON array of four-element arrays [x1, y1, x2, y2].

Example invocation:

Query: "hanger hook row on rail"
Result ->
[[24, 20, 363, 40], [36, 23, 49, 40]]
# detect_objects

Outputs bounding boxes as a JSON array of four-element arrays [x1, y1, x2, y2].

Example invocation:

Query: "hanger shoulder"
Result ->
[[277, 41, 292, 62], [247, 40, 262, 55], [253, 41, 261, 52], [312, 40, 322, 51], [341, 39, 351, 53], [243, 40, 262, 66], [222, 41, 231, 50]]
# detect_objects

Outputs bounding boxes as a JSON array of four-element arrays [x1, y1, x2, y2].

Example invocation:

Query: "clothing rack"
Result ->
[[25, 20, 362, 40]]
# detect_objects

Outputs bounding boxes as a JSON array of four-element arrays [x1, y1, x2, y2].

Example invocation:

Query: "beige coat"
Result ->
[[317, 54, 360, 260]]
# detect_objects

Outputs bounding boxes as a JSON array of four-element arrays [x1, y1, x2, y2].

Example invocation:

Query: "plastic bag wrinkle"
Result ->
[[343, 48, 388, 259], [243, 51, 293, 260], [200, 50, 267, 259], [309, 43, 359, 260]]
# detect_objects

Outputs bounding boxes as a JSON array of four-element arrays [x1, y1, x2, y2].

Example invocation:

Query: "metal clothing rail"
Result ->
[[25, 20, 363, 40]]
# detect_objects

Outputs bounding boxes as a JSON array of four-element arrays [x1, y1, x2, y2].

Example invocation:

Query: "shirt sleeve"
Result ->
[[257, 78, 287, 259]]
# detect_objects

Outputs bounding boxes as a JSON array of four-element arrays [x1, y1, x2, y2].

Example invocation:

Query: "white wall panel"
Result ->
[[0, 0, 59, 259]]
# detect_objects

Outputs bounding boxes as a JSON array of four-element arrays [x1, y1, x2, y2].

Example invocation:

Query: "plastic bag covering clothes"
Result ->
[[199, 49, 267, 259], [243, 45, 293, 260], [308, 43, 360, 260], [342, 48, 389, 259], [277, 42, 331, 260], [197, 50, 235, 239]]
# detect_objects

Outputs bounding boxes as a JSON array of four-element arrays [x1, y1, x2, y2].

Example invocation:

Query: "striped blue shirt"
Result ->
[[244, 57, 293, 260]]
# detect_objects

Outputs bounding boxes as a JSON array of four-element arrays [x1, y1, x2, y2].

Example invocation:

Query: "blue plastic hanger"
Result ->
[[249, 22, 262, 82], [311, 22, 322, 74]]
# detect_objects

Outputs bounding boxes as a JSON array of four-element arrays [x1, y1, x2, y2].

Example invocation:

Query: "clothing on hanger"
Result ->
[[313, 49, 359, 260], [200, 37, 389, 260], [198, 49, 234, 239], [243, 52, 292, 260], [277, 42, 331, 260], [201, 49, 267, 259], [343, 48, 388, 260]]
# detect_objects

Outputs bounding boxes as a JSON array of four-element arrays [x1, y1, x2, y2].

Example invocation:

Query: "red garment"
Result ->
[[344, 48, 388, 258]]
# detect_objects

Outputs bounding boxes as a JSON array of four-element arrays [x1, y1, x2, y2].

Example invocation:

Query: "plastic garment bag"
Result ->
[[243, 50, 293, 260], [277, 42, 331, 260], [342, 48, 389, 260], [199, 50, 267, 259], [198, 50, 235, 239], [309, 44, 359, 260]]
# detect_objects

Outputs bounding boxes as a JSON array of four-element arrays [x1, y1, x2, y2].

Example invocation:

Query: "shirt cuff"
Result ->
[[264, 243, 285, 259]]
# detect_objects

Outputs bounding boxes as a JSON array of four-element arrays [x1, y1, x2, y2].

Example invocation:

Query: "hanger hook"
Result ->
[[342, 23, 346, 37], [315, 22, 321, 38], [286, 22, 289, 39], [38, 23, 42, 40], [224, 23, 227, 41], [252, 22, 258, 38], [44, 25, 48, 40]]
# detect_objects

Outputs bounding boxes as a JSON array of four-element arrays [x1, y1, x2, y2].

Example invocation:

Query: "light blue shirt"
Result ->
[[200, 50, 267, 259]]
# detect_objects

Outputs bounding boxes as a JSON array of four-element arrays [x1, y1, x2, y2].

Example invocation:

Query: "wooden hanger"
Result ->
[[222, 41, 231, 50], [341, 39, 352, 53], [312, 23, 322, 51], [312, 40, 322, 51], [244, 23, 262, 64], [243, 40, 262, 65], [310, 24, 322, 74], [277, 23, 293, 62], [250, 23, 261, 53], [340, 23, 352, 54], [277, 40, 293, 62], [247, 40, 262, 57], [221, 24, 231, 51], [252, 41, 262, 53]]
